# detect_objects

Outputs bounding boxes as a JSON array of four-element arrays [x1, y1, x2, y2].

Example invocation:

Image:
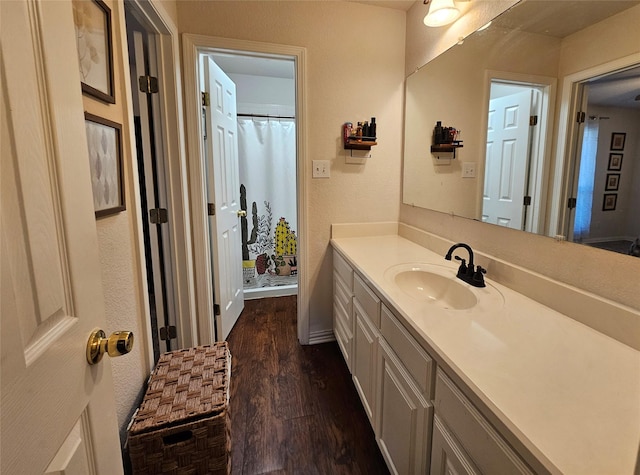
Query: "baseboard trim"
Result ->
[[308, 329, 335, 345]]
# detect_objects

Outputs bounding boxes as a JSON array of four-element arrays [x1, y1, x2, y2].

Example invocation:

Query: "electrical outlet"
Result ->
[[461, 162, 476, 178], [312, 160, 330, 178]]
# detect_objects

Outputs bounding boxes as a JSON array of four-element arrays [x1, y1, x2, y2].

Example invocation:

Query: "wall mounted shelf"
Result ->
[[431, 143, 463, 159]]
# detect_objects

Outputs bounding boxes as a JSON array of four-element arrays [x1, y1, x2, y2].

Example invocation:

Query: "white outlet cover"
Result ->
[[462, 162, 476, 178]]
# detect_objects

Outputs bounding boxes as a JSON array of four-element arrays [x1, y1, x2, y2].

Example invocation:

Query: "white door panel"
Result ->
[[483, 90, 532, 229], [1, 1, 122, 472], [203, 57, 243, 340]]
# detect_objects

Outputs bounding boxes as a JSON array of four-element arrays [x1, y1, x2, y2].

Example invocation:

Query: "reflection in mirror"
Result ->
[[403, 0, 640, 258]]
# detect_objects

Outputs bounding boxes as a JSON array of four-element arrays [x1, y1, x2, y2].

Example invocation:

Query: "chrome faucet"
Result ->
[[445, 243, 486, 288]]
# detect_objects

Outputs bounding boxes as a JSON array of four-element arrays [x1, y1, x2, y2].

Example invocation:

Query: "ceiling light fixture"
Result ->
[[423, 0, 460, 27]]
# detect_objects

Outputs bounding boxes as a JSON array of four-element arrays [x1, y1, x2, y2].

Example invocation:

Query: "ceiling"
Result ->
[[347, 0, 415, 10]]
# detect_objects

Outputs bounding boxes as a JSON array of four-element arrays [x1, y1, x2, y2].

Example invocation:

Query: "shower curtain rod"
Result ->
[[237, 113, 296, 119]]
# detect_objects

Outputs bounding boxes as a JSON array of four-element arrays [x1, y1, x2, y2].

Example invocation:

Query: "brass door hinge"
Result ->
[[529, 115, 538, 126], [202, 91, 210, 107]]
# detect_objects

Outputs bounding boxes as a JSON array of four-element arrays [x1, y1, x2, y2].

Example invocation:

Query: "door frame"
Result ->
[[482, 70, 556, 235], [551, 52, 640, 238], [182, 34, 309, 344], [124, 1, 197, 356]]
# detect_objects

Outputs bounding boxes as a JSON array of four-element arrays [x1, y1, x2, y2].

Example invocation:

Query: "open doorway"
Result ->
[[183, 35, 309, 345], [483, 78, 552, 234], [567, 64, 640, 255], [210, 53, 298, 300]]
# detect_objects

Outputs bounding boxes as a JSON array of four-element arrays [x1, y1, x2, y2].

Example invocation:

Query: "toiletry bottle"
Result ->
[[362, 121, 370, 139], [356, 122, 363, 142], [434, 121, 443, 144], [344, 122, 353, 144], [369, 117, 376, 140]]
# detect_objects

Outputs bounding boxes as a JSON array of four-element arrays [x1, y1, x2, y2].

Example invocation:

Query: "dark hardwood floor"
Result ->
[[227, 296, 390, 475]]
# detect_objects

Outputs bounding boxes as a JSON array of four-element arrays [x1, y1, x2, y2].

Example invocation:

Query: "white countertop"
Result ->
[[332, 234, 640, 475]]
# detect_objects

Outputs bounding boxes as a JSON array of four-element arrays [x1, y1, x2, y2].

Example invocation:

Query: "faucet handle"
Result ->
[[472, 265, 487, 287], [454, 256, 467, 276]]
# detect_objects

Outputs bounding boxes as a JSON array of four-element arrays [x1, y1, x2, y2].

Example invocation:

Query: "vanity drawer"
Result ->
[[354, 273, 380, 328], [434, 369, 534, 475], [380, 304, 434, 398], [333, 250, 353, 292]]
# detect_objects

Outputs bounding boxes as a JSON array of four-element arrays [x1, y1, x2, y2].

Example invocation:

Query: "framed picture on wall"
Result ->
[[608, 153, 623, 171], [610, 132, 626, 151], [605, 173, 620, 191], [72, 0, 115, 104], [602, 193, 617, 211], [84, 113, 125, 217]]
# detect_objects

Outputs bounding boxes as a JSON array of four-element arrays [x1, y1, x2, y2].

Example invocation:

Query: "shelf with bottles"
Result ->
[[431, 121, 462, 158], [343, 118, 378, 152]]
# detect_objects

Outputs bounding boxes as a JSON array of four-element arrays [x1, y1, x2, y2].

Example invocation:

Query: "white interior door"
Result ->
[[203, 56, 244, 341], [1, 1, 122, 473], [483, 90, 532, 229]]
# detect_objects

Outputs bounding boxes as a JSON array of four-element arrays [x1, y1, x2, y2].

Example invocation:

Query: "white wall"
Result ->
[[177, 1, 406, 336], [403, 2, 640, 311], [229, 73, 295, 116]]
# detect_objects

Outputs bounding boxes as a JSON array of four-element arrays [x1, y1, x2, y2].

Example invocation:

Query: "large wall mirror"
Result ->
[[403, 0, 640, 258]]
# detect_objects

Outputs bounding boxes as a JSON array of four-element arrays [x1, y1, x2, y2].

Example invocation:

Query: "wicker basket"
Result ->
[[127, 343, 231, 475]]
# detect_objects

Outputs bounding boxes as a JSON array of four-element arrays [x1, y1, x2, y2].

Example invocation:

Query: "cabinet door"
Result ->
[[430, 414, 480, 475], [353, 299, 378, 424], [377, 341, 432, 475]]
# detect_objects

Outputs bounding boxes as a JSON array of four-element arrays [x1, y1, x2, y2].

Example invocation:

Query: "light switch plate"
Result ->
[[312, 160, 330, 178], [462, 162, 476, 178]]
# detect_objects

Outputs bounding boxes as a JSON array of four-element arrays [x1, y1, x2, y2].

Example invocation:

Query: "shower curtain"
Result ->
[[574, 119, 599, 241], [238, 118, 297, 282]]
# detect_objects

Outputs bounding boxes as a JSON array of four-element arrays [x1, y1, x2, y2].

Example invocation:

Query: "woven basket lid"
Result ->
[[129, 343, 230, 435]]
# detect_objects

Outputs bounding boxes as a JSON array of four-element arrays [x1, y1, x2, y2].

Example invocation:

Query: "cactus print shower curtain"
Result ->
[[238, 118, 297, 277]]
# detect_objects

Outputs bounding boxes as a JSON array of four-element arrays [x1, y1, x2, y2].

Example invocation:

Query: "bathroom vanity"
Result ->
[[331, 224, 639, 475]]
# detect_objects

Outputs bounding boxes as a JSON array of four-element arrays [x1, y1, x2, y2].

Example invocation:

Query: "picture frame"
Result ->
[[602, 193, 617, 212], [72, 0, 115, 104], [610, 132, 626, 151], [608, 153, 623, 171], [605, 173, 620, 191], [84, 113, 125, 217]]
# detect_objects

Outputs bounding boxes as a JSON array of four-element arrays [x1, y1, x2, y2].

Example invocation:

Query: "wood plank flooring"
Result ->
[[227, 296, 390, 475]]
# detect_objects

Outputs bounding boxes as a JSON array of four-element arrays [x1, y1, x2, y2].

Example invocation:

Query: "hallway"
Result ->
[[227, 296, 389, 474]]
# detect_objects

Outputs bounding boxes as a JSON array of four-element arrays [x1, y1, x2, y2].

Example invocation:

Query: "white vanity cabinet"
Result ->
[[432, 369, 534, 475], [333, 250, 354, 369], [333, 250, 436, 474]]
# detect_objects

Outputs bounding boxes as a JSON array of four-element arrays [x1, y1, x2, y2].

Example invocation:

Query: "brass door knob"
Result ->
[[86, 330, 134, 365]]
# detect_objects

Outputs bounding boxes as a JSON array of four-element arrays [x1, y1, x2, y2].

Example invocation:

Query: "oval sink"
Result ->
[[393, 269, 477, 310]]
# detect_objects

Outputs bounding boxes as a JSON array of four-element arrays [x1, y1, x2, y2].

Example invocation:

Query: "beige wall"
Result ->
[[177, 1, 406, 335], [82, 0, 152, 441], [402, 1, 640, 311]]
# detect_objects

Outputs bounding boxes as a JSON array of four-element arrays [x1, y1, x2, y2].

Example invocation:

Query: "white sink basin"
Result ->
[[384, 263, 503, 311]]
